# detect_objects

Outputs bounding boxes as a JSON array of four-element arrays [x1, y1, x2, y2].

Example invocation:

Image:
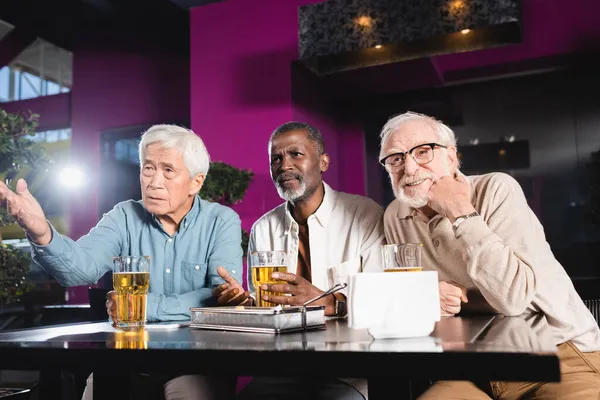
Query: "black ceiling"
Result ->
[[0, 0, 190, 54], [166, 0, 225, 8]]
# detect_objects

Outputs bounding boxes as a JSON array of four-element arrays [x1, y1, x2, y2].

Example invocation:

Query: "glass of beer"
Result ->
[[382, 243, 423, 272], [249, 250, 288, 308], [112, 256, 151, 328]]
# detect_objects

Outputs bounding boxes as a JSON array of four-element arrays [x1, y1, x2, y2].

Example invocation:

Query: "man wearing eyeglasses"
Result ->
[[379, 111, 600, 399]]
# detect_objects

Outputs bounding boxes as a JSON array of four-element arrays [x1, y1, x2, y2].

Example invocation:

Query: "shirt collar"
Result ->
[[313, 181, 334, 228], [150, 195, 201, 233], [282, 181, 334, 234], [181, 195, 201, 229]]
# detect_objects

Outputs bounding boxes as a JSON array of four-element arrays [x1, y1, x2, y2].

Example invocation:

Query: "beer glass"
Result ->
[[249, 250, 288, 307], [112, 256, 151, 328], [381, 243, 423, 272]]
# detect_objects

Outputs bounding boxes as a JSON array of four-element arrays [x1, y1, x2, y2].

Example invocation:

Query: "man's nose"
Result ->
[[403, 154, 420, 176], [148, 172, 164, 187], [281, 155, 294, 170]]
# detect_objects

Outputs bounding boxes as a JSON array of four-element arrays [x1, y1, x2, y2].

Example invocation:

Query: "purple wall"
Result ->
[[1, 93, 71, 131], [65, 49, 190, 303], [191, 0, 312, 235]]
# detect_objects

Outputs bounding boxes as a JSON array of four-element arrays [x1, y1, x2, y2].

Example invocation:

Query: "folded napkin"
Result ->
[[347, 271, 440, 339]]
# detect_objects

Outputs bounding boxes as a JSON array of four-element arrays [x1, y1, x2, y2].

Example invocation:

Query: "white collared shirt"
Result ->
[[247, 182, 386, 297]]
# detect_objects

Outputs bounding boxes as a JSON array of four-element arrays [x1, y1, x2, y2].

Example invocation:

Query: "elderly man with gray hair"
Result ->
[[378, 111, 600, 399], [0, 124, 241, 400]]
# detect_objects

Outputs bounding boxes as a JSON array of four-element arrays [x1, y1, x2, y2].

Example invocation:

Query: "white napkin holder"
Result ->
[[347, 271, 440, 339]]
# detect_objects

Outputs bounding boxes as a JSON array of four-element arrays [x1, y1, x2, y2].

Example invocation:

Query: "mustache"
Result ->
[[400, 172, 435, 187], [276, 172, 303, 183]]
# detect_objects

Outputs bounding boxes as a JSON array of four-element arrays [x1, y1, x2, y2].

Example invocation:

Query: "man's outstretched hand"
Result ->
[[0, 179, 51, 245]]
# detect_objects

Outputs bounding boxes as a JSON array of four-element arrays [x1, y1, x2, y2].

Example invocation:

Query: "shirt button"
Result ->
[[231, 270, 236, 274], [432, 239, 440, 248], [195, 265, 200, 270], [37, 249, 44, 254], [166, 268, 171, 273], [167, 238, 173, 243]]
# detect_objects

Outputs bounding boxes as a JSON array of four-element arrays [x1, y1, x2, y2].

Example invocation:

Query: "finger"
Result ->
[[261, 283, 295, 294], [0, 181, 14, 201], [239, 294, 253, 306], [441, 298, 462, 312], [106, 298, 117, 324], [441, 292, 462, 304], [217, 288, 240, 305], [262, 293, 297, 306], [212, 282, 229, 297], [454, 173, 468, 184], [270, 272, 299, 284], [440, 286, 462, 299], [460, 288, 469, 303], [448, 281, 468, 303], [15, 179, 31, 197], [441, 281, 464, 296], [128, 295, 134, 320], [441, 303, 461, 315], [217, 266, 240, 285], [226, 291, 253, 307], [440, 309, 454, 317]]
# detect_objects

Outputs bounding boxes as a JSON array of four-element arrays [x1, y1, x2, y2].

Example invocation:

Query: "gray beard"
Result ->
[[396, 187, 429, 209], [276, 180, 307, 202]]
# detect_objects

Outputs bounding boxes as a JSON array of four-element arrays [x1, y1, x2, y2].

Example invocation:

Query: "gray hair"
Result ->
[[270, 121, 325, 155], [138, 124, 210, 177], [379, 111, 458, 149]]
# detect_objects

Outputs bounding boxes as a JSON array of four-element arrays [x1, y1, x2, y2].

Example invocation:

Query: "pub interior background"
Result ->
[[0, 0, 600, 395]]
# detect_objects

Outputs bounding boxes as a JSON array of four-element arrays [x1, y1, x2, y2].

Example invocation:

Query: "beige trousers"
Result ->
[[81, 373, 236, 400], [418, 342, 600, 400]]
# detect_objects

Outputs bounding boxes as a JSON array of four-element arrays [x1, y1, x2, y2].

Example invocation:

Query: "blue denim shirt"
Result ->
[[29, 196, 243, 321]]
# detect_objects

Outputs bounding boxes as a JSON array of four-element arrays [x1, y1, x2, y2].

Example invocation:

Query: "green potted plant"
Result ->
[[0, 108, 46, 306], [201, 161, 254, 257]]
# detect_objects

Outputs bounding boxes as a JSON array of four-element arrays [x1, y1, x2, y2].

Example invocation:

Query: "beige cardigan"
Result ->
[[383, 172, 600, 352]]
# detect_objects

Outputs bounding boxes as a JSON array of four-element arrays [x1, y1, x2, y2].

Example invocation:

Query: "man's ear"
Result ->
[[446, 146, 459, 173], [190, 174, 206, 195], [320, 153, 330, 173]]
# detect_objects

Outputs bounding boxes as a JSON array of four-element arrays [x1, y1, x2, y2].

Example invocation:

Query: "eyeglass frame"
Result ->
[[379, 142, 448, 172]]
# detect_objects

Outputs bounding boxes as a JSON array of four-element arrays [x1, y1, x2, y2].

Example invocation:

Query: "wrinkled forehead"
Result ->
[[381, 120, 439, 155], [269, 130, 312, 154], [144, 142, 184, 163]]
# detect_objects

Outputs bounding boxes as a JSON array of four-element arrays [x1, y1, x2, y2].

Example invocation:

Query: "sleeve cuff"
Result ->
[[454, 216, 495, 247], [146, 292, 162, 322], [28, 223, 69, 257]]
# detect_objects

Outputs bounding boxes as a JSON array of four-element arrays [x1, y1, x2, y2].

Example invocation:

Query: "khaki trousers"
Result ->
[[418, 342, 600, 400]]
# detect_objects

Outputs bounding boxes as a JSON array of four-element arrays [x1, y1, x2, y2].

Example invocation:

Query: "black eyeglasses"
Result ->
[[379, 143, 447, 173]]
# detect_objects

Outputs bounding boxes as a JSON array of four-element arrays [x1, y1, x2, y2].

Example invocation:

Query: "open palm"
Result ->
[[0, 178, 51, 244]]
